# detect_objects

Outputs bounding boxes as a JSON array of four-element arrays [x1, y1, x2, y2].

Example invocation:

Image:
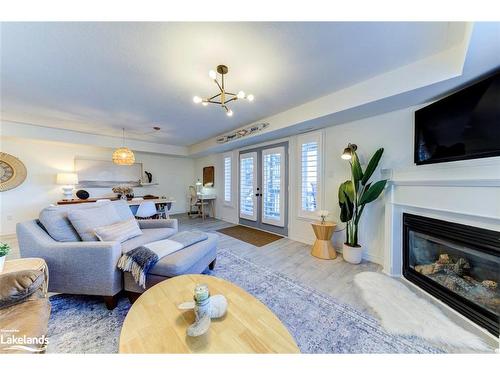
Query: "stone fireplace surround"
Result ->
[[382, 159, 500, 338]]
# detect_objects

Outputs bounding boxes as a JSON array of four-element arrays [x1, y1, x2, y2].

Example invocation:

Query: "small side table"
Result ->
[[311, 221, 337, 260], [1, 258, 49, 295]]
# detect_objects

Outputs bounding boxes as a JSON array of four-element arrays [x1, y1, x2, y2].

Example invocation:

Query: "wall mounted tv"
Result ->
[[414, 71, 500, 165]]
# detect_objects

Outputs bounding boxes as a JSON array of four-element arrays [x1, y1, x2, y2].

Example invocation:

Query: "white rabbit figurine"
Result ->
[[178, 283, 228, 337]]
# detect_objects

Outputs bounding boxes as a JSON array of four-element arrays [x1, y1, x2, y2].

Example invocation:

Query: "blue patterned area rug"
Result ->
[[47, 248, 441, 353]]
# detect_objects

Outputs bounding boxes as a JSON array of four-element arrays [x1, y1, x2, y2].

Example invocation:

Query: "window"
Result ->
[[298, 132, 322, 218], [223, 154, 232, 205]]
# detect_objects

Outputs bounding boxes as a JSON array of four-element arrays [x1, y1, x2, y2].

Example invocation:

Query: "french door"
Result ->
[[239, 142, 288, 236]]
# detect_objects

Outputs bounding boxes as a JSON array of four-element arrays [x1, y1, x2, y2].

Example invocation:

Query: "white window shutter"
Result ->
[[297, 131, 322, 218], [301, 142, 318, 212], [224, 155, 232, 204]]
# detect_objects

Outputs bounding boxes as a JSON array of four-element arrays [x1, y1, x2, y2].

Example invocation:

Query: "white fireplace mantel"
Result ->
[[390, 178, 500, 188]]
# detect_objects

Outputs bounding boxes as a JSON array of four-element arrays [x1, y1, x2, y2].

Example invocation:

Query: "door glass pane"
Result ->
[[263, 152, 281, 222], [240, 156, 255, 217]]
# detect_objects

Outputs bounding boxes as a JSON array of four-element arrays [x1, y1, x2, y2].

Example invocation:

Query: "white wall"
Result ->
[[289, 107, 415, 264], [0, 136, 195, 235], [194, 152, 239, 224], [194, 105, 500, 265]]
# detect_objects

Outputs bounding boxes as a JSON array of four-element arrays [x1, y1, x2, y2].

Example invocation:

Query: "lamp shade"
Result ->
[[341, 143, 358, 160], [112, 147, 135, 165], [341, 148, 353, 160], [56, 173, 79, 185]]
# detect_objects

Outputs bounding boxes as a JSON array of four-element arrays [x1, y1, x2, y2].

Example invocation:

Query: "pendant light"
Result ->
[[192, 64, 254, 117], [112, 128, 135, 165]]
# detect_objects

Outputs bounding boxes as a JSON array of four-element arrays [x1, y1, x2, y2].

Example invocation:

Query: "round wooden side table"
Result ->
[[310, 221, 337, 260]]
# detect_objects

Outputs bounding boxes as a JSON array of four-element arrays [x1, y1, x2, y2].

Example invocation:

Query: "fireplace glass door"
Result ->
[[403, 213, 500, 336], [408, 231, 499, 316]]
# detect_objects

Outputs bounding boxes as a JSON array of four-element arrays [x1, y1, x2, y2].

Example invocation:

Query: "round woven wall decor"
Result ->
[[0, 152, 27, 192]]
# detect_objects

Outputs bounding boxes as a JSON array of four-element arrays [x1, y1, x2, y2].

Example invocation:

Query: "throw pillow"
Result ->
[[94, 218, 143, 243], [68, 203, 121, 241], [39, 206, 81, 242], [0, 270, 45, 309]]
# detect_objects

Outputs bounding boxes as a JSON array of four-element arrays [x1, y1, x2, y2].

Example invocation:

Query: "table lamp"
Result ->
[[195, 179, 202, 194], [56, 173, 79, 200]]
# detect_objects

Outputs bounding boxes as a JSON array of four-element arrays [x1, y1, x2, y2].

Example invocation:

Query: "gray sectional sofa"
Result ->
[[16, 200, 179, 309]]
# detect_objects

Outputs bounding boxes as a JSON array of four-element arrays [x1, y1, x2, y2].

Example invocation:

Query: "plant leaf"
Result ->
[[361, 148, 384, 186], [339, 191, 354, 222], [350, 152, 363, 185], [338, 180, 354, 203], [359, 180, 387, 205]]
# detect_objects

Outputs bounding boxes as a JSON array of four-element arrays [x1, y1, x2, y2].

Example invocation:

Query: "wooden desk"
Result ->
[[197, 193, 216, 220], [56, 197, 172, 205], [57, 197, 175, 218], [125, 198, 173, 206], [119, 275, 299, 353]]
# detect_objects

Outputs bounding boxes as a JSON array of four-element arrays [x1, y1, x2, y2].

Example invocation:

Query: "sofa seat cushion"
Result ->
[[121, 227, 177, 253], [68, 204, 122, 241], [0, 298, 51, 354], [149, 233, 218, 277]]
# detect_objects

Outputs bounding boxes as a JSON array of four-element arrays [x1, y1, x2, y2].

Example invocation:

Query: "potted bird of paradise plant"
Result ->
[[338, 144, 387, 264]]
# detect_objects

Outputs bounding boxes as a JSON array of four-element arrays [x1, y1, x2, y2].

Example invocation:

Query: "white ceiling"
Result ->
[[1, 22, 465, 146]]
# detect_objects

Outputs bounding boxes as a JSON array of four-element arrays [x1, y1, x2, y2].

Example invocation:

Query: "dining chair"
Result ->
[[135, 201, 158, 219], [188, 186, 208, 219]]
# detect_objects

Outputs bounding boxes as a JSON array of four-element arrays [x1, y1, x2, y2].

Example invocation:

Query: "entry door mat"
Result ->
[[216, 225, 283, 247]]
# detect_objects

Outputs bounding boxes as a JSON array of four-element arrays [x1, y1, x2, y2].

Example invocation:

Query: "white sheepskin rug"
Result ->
[[354, 272, 490, 351]]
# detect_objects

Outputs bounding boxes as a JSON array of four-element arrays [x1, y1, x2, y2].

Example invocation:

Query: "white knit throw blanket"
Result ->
[[117, 230, 208, 288]]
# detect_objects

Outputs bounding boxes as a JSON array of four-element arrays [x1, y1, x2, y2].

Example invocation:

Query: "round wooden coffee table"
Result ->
[[119, 274, 300, 353]]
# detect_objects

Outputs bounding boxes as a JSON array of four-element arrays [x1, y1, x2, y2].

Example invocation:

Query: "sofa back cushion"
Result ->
[[112, 200, 135, 221], [39, 206, 81, 242], [68, 203, 122, 241], [38, 200, 134, 242], [95, 218, 142, 243]]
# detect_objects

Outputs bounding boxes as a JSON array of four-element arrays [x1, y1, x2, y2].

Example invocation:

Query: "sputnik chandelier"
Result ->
[[193, 65, 254, 117]]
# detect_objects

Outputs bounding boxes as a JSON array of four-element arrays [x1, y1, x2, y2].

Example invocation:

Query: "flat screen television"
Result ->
[[414, 71, 500, 165]]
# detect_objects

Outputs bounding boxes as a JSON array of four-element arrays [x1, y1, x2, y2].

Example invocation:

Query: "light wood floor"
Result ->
[[2, 214, 497, 350]]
